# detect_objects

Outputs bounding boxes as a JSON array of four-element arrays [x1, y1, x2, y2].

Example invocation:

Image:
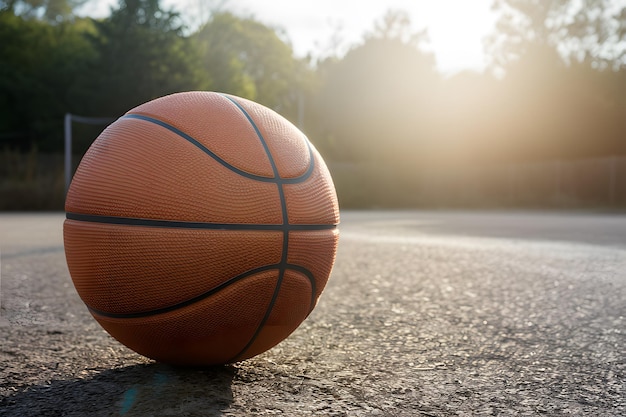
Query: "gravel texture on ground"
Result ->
[[1, 211, 625, 416]]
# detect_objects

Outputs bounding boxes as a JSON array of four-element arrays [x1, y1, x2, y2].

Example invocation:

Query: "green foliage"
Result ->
[[0, 0, 86, 22], [194, 11, 310, 123], [85, 0, 210, 117], [0, 11, 96, 150], [193, 12, 257, 99]]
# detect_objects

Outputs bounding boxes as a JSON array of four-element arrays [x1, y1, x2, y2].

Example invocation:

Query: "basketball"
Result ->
[[63, 91, 339, 366]]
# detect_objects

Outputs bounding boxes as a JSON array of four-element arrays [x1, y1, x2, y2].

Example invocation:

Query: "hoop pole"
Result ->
[[64, 113, 72, 195], [63, 114, 115, 195]]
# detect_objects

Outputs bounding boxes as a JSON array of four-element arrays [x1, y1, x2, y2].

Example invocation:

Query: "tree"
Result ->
[[315, 10, 438, 162], [0, 10, 97, 150], [559, 0, 625, 69], [487, 0, 626, 71], [484, 0, 626, 160], [365, 8, 429, 48], [0, 0, 86, 22], [86, 0, 210, 117], [193, 11, 309, 123]]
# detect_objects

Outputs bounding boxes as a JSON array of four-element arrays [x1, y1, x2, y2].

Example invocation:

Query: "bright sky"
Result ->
[[78, 0, 497, 74]]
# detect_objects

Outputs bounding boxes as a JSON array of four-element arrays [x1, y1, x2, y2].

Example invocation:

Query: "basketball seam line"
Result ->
[[86, 263, 316, 319], [122, 113, 316, 184], [65, 212, 337, 230], [287, 264, 318, 312], [221, 94, 293, 363]]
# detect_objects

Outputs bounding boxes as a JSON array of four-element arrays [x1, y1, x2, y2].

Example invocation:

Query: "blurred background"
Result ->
[[1, 0, 625, 210]]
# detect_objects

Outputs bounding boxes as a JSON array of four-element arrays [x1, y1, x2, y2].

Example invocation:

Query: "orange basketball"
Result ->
[[63, 92, 339, 366]]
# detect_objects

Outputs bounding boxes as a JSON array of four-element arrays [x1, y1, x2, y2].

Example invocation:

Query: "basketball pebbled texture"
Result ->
[[63, 92, 339, 366]]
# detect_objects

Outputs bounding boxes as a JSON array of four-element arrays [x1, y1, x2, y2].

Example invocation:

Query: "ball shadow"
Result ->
[[1, 362, 237, 417]]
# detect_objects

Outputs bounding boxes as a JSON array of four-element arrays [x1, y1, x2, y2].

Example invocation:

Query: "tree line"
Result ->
[[1, 0, 625, 169]]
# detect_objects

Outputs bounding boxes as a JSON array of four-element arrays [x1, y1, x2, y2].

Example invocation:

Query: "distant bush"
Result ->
[[1, 149, 624, 211], [0, 149, 65, 210]]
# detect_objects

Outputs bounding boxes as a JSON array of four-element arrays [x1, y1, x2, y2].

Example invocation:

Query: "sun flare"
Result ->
[[409, 1, 497, 73]]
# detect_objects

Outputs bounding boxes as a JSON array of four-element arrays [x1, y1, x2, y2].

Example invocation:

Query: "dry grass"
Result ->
[[0, 149, 65, 210], [1, 149, 623, 211]]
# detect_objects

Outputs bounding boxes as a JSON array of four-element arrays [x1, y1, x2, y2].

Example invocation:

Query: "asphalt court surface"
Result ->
[[1, 211, 625, 416]]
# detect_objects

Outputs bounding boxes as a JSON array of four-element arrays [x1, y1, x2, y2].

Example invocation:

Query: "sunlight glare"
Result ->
[[419, 1, 497, 73], [77, 0, 497, 73]]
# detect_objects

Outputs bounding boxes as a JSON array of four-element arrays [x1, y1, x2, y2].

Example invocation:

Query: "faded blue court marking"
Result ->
[[119, 386, 138, 415], [119, 371, 170, 415]]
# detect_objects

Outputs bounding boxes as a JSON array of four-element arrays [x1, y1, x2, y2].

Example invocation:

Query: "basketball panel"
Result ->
[[283, 151, 339, 225], [66, 117, 283, 224], [91, 270, 280, 366], [222, 94, 312, 179], [236, 269, 312, 361], [127, 92, 275, 178], [64, 220, 283, 314], [287, 229, 339, 301]]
